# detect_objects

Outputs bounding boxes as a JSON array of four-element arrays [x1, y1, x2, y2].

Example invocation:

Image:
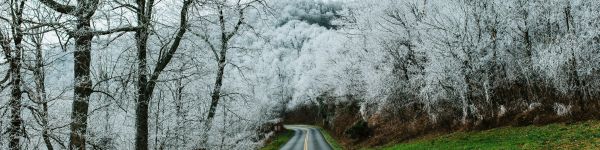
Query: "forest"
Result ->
[[1, 0, 600, 149]]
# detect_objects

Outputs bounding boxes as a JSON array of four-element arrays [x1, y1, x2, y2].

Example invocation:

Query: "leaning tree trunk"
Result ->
[[199, 3, 248, 147], [202, 56, 227, 148]]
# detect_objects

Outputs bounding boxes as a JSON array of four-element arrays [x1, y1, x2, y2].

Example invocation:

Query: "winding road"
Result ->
[[280, 125, 333, 150]]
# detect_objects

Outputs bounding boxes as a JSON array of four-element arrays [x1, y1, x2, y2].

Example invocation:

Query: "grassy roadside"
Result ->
[[367, 120, 600, 150], [313, 126, 344, 150], [261, 130, 294, 150]]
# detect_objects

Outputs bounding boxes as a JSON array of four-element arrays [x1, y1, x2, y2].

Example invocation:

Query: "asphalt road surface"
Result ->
[[280, 125, 333, 150]]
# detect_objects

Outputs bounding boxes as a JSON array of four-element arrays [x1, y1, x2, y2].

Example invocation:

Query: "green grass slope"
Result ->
[[372, 120, 600, 150], [261, 130, 294, 150]]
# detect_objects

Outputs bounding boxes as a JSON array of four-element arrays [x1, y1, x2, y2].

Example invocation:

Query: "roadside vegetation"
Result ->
[[315, 126, 344, 150], [370, 120, 600, 150], [261, 130, 294, 150]]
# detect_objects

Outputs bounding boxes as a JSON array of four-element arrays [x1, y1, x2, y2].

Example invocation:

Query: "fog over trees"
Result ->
[[1, 0, 599, 149]]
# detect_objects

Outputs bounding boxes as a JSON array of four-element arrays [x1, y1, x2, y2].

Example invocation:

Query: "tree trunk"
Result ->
[[34, 36, 54, 150], [37, 0, 142, 149], [569, 50, 584, 113], [9, 1, 25, 148], [135, 0, 151, 148], [135, 94, 150, 150], [70, 16, 93, 150], [134, 0, 190, 149], [8, 30, 23, 150], [202, 57, 227, 148], [200, 3, 248, 147]]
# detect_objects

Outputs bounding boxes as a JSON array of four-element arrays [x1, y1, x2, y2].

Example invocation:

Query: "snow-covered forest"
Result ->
[[1, 0, 600, 149]]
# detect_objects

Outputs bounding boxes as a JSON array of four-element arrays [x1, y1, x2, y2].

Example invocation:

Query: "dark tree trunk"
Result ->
[[134, 0, 151, 149], [135, 93, 150, 150], [38, 0, 143, 149], [8, 30, 23, 150], [200, 4, 247, 147], [202, 21, 230, 147], [37, 1, 90, 149], [134, 0, 191, 149], [70, 16, 94, 150], [569, 50, 584, 112], [206, 57, 227, 130], [8, 1, 25, 149]]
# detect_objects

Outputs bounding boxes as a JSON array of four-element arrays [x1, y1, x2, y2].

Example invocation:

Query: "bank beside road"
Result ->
[[370, 120, 600, 150], [261, 130, 294, 150]]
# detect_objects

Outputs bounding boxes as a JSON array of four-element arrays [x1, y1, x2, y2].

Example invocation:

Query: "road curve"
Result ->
[[280, 125, 333, 150]]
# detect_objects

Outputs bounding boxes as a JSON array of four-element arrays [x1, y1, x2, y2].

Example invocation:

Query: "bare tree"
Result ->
[[38, 0, 140, 149], [193, 0, 264, 148], [0, 0, 26, 149], [23, 26, 58, 150], [133, 0, 194, 149]]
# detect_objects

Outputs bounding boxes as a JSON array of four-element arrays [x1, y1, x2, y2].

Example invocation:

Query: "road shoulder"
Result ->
[[261, 130, 294, 150]]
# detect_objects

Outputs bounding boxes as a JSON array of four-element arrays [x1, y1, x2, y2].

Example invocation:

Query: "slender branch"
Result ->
[[226, 8, 245, 41], [90, 26, 142, 36], [91, 90, 117, 101], [199, 33, 220, 60], [147, 0, 193, 91], [188, 30, 218, 60]]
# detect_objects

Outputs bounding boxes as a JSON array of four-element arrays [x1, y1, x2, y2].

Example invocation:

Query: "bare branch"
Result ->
[[148, 0, 194, 88], [38, 0, 76, 14], [90, 26, 141, 36]]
